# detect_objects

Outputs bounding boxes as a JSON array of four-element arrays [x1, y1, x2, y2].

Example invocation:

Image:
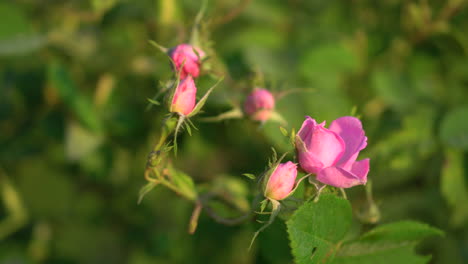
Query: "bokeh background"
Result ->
[[1, 0, 468, 263]]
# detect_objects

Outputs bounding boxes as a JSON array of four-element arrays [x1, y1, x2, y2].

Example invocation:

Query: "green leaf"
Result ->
[[200, 107, 243, 122], [440, 106, 468, 150], [290, 128, 296, 146], [171, 170, 197, 201], [0, 33, 47, 56], [148, 40, 168, 53], [48, 62, 102, 133], [189, 0, 207, 47], [269, 111, 287, 125], [0, 3, 30, 38], [271, 147, 278, 164], [0, 3, 46, 56], [300, 43, 358, 83], [0, 171, 28, 240], [332, 221, 443, 264], [279, 126, 288, 137], [441, 148, 468, 226], [173, 115, 185, 156], [260, 199, 268, 213], [358, 221, 443, 243], [184, 121, 192, 136], [371, 68, 414, 110], [147, 98, 160, 105], [91, 0, 118, 14], [287, 194, 352, 264], [65, 121, 103, 161], [137, 181, 158, 204], [250, 199, 281, 250], [242, 173, 256, 180], [332, 247, 430, 264]]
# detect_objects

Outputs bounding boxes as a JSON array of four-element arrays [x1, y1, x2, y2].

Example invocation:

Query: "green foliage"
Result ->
[[1, 0, 467, 263], [0, 2, 46, 55], [147, 98, 160, 105], [138, 181, 158, 204], [440, 106, 468, 150], [333, 221, 443, 264], [187, 76, 224, 117], [441, 149, 468, 226], [242, 173, 256, 180], [48, 63, 102, 133], [288, 195, 443, 264], [287, 194, 352, 264], [170, 169, 197, 201]]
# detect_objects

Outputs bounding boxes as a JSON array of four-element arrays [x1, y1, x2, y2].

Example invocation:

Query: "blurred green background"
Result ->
[[1, 0, 468, 263]]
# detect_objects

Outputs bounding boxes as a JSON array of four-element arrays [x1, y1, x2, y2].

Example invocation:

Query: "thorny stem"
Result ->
[[202, 206, 251, 226], [197, 193, 255, 226], [146, 166, 192, 200]]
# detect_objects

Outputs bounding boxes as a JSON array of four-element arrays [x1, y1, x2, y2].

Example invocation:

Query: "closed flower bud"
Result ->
[[244, 88, 275, 121], [264, 161, 298, 200], [168, 44, 205, 79], [296, 116, 369, 188], [170, 76, 197, 116]]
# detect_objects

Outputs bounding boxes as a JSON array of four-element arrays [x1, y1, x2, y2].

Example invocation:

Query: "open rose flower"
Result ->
[[244, 88, 275, 122], [170, 75, 197, 116], [168, 44, 205, 79], [296, 116, 369, 188], [264, 161, 298, 200]]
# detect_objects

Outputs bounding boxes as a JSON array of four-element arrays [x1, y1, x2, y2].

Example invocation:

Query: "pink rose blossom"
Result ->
[[244, 88, 275, 121], [170, 76, 197, 116], [264, 161, 298, 200], [296, 116, 369, 188], [168, 44, 205, 79]]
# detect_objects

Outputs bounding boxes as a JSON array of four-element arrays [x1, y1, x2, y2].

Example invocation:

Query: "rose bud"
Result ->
[[296, 116, 369, 188], [244, 88, 275, 121], [170, 75, 197, 116], [168, 44, 205, 79], [264, 161, 298, 200]]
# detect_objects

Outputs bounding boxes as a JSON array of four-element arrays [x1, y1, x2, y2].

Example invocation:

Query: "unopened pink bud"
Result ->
[[264, 161, 298, 200], [168, 44, 205, 79], [170, 76, 197, 116], [244, 88, 275, 121]]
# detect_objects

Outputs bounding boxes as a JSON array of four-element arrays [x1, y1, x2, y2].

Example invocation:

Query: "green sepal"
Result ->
[[279, 126, 288, 137], [249, 199, 281, 250], [147, 98, 160, 105], [138, 181, 158, 204], [148, 40, 168, 53], [187, 76, 224, 118], [242, 173, 256, 180]]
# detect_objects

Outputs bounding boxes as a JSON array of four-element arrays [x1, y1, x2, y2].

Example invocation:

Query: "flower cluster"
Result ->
[[143, 14, 371, 241], [263, 116, 369, 201], [168, 44, 205, 116]]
